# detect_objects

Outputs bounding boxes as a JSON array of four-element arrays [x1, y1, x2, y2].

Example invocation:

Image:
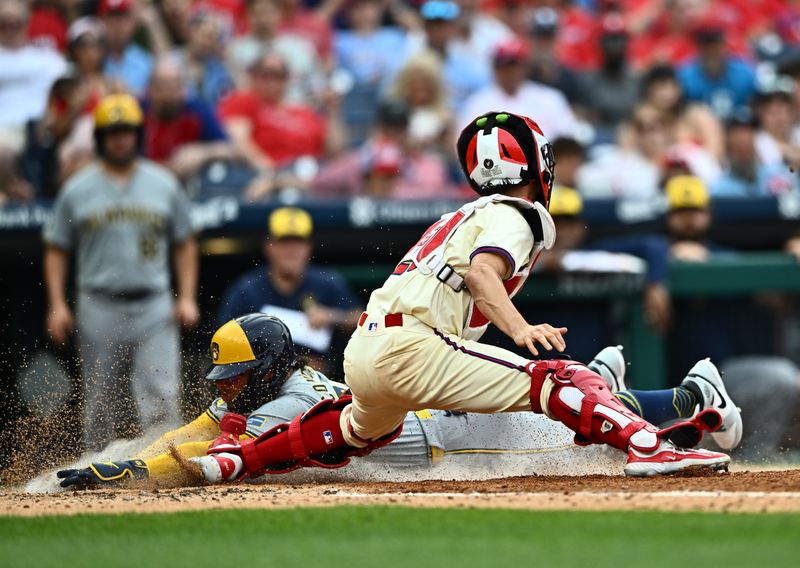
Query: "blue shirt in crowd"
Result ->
[[677, 57, 756, 119], [335, 28, 407, 88], [104, 44, 154, 96]]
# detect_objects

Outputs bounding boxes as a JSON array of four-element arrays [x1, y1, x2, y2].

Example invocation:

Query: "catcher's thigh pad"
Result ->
[[528, 360, 660, 452], [238, 395, 403, 477]]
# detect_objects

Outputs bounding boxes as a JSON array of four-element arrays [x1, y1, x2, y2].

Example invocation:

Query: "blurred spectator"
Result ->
[[676, 17, 756, 121], [333, 0, 407, 143], [142, 58, 236, 180], [216, 207, 361, 376], [229, 0, 322, 103], [158, 0, 191, 46], [43, 94, 198, 450], [549, 0, 602, 71], [577, 104, 666, 198], [100, 0, 156, 95], [712, 108, 797, 197], [276, 0, 334, 65], [218, 52, 345, 198], [538, 185, 673, 337], [0, 143, 32, 205], [666, 175, 733, 262], [640, 64, 724, 179], [551, 137, 586, 189], [27, 0, 69, 52], [525, 7, 581, 105], [576, 12, 640, 141], [312, 99, 455, 199], [168, 7, 235, 107], [18, 75, 84, 198], [388, 50, 452, 155], [406, 1, 491, 114], [754, 84, 800, 170], [55, 17, 112, 178], [452, 0, 513, 66], [459, 37, 576, 140], [0, 0, 66, 154], [334, 0, 406, 90]]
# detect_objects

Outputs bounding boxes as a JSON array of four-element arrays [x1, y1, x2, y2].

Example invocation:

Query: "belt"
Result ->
[[358, 312, 404, 328], [86, 288, 159, 301]]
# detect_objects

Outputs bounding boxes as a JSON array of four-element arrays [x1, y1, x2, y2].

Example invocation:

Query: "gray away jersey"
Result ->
[[206, 366, 346, 437], [43, 160, 193, 293]]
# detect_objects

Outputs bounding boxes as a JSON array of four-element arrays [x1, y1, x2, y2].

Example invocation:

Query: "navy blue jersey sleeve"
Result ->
[[587, 234, 670, 284]]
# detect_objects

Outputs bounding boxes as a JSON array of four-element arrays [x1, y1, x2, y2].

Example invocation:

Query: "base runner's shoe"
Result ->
[[624, 440, 730, 477], [588, 345, 627, 392], [680, 359, 743, 451]]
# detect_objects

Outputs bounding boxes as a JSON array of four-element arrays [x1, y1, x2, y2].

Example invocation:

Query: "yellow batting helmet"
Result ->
[[94, 93, 143, 130], [548, 186, 584, 218], [666, 175, 710, 211]]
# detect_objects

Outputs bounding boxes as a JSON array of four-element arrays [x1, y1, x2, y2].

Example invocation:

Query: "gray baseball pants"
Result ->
[[77, 291, 180, 451]]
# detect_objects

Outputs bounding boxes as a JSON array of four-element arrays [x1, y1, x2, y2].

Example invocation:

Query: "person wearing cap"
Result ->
[[458, 36, 577, 141], [311, 98, 454, 198], [537, 186, 673, 337], [216, 207, 361, 376], [676, 16, 756, 121], [712, 108, 798, 198], [666, 175, 733, 262], [43, 93, 199, 451]]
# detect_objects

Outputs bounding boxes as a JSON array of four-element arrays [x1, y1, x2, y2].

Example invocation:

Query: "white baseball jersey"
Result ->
[[364, 194, 554, 341]]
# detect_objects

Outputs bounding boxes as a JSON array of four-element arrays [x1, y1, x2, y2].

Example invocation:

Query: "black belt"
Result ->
[[86, 288, 159, 301]]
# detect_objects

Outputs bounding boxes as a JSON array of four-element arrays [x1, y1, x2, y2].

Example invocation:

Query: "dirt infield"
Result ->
[[3, 470, 800, 516]]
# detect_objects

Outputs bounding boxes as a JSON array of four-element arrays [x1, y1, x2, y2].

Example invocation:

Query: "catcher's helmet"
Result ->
[[456, 111, 556, 208], [206, 314, 297, 414]]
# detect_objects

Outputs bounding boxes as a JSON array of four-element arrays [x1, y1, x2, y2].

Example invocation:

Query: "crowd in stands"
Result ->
[[2, 0, 800, 205]]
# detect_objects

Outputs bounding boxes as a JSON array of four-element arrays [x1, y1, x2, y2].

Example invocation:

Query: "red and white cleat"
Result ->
[[624, 440, 730, 477]]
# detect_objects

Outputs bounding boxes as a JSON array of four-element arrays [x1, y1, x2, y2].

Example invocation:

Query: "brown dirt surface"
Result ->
[[3, 470, 800, 517]]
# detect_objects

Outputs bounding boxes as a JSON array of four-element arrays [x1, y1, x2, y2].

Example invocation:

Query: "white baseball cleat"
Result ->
[[588, 345, 627, 392], [624, 440, 730, 477], [680, 358, 743, 451]]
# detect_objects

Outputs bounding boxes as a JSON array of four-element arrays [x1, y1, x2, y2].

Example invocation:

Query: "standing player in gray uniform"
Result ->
[[57, 316, 737, 488], [43, 94, 199, 451]]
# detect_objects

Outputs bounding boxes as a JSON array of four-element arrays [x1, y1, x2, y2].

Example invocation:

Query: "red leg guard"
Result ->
[[233, 395, 403, 478], [528, 360, 661, 452]]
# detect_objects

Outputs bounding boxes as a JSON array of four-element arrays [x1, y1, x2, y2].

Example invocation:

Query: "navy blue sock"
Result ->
[[614, 387, 698, 425]]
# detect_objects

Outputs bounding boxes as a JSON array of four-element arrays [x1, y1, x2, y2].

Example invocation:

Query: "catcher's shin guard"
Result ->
[[233, 395, 402, 477], [528, 360, 661, 452]]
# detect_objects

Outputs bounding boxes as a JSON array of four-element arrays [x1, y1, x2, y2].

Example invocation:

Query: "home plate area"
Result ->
[[3, 470, 800, 516]]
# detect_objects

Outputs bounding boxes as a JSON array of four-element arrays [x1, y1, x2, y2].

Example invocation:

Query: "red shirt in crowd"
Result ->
[[218, 90, 326, 165]]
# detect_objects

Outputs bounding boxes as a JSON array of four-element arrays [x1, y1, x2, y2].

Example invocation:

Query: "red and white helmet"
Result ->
[[456, 111, 556, 208]]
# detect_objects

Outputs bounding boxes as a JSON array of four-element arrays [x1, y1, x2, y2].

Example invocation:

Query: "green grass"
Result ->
[[1, 507, 799, 567]]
